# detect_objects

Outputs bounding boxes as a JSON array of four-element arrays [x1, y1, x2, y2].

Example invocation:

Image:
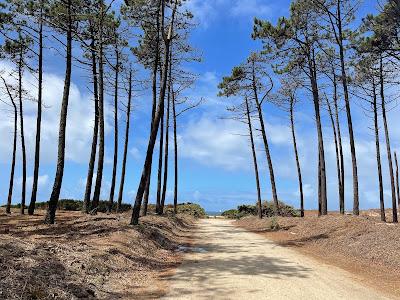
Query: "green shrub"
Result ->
[[221, 209, 239, 219], [165, 203, 206, 218]]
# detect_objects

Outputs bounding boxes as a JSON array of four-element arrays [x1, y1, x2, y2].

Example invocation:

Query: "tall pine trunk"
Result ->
[[131, 0, 177, 225], [372, 78, 386, 222], [91, 17, 105, 212], [155, 107, 165, 215], [337, 3, 359, 215], [380, 57, 397, 223], [83, 32, 99, 213], [395, 152, 400, 211], [326, 98, 341, 215], [18, 47, 27, 215], [116, 70, 132, 212], [45, 0, 73, 224], [29, 9, 43, 215], [246, 97, 263, 219], [160, 73, 172, 214], [172, 82, 178, 213], [290, 98, 304, 217], [2, 78, 17, 214], [108, 50, 119, 213]]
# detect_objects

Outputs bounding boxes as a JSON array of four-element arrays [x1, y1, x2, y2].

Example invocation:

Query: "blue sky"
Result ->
[[0, 0, 397, 213]]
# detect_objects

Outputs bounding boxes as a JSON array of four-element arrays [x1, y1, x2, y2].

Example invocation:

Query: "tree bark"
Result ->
[[131, 0, 177, 225], [91, 11, 105, 212], [332, 71, 345, 214], [380, 57, 397, 223], [172, 81, 178, 214], [251, 61, 279, 213], [83, 32, 99, 214], [337, 2, 359, 215], [155, 105, 165, 215], [246, 97, 263, 219], [45, 0, 73, 224], [2, 78, 17, 214], [108, 49, 119, 213], [160, 73, 172, 214], [18, 45, 27, 215], [372, 78, 386, 222], [309, 51, 327, 215], [326, 97, 341, 215], [116, 69, 132, 212], [290, 98, 304, 217], [28, 7, 43, 215]]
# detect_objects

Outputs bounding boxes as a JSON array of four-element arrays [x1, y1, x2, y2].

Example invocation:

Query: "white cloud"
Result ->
[[129, 147, 141, 160], [0, 61, 112, 165], [231, 0, 272, 18]]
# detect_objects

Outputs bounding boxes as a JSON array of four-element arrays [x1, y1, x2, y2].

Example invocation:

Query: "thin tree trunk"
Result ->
[[91, 14, 105, 212], [2, 78, 17, 214], [395, 152, 400, 211], [332, 71, 345, 214], [131, 0, 177, 225], [116, 69, 132, 212], [29, 8, 43, 215], [380, 57, 397, 223], [290, 98, 304, 217], [337, 3, 359, 215], [160, 73, 172, 214], [373, 78, 386, 222], [326, 97, 342, 215], [309, 52, 327, 215], [172, 81, 178, 213], [45, 0, 73, 224], [155, 106, 165, 215], [251, 62, 279, 214], [246, 97, 263, 219], [83, 32, 99, 214], [18, 46, 27, 215], [108, 49, 119, 213]]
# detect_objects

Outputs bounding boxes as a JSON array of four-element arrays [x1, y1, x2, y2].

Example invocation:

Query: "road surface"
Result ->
[[163, 219, 391, 300]]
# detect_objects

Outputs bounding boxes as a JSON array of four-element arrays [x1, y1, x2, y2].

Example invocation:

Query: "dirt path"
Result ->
[[163, 219, 392, 300]]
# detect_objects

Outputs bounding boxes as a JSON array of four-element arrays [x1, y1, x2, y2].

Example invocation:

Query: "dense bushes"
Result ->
[[222, 200, 300, 219]]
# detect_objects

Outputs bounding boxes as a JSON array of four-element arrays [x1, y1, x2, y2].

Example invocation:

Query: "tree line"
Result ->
[[0, 0, 200, 224], [219, 0, 400, 222]]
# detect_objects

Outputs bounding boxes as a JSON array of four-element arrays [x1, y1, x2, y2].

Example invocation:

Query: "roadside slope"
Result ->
[[163, 219, 392, 300]]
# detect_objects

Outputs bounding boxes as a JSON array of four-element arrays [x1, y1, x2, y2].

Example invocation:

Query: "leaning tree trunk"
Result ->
[[29, 10, 43, 215], [143, 1, 161, 216], [332, 71, 345, 214], [290, 98, 304, 217], [380, 57, 398, 223], [18, 49, 27, 215], [337, 3, 359, 215], [372, 78, 386, 222], [45, 0, 73, 224], [154, 107, 165, 215], [2, 78, 17, 214], [91, 27, 105, 213], [116, 70, 132, 212], [83, 32, 99, 214], [108, 50, 119, 213], [245, 97, 263, 219], [326, 97, 342, 215], [131, 0, 177, 225], [160, 74, 172, 214], [251, 63, 279, 214]]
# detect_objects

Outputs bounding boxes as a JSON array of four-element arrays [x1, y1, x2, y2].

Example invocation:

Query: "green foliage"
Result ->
[[269, 216, 280, 231], [167, 203, 206, 218], [222, 200, 300, 219]]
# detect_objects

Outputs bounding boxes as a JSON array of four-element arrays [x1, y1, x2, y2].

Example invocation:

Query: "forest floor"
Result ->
[[0, 209, 196, 300], [235, 210, 400, 299]]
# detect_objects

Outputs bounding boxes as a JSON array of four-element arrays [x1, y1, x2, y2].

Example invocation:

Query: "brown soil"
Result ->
[[235, 210, 400, 299], [0, 209, 196, 300]]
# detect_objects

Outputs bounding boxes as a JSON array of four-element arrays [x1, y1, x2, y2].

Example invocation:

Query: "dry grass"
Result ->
[[0, 209, 196, 299], [235, 210, 400, 298]]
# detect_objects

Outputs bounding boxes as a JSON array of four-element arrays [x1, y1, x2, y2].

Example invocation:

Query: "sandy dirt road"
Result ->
[[163, 219, 392, 300]]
